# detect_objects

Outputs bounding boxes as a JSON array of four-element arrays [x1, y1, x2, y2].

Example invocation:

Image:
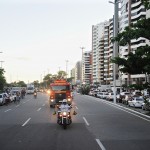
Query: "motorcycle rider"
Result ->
[[59, 99, 71, 110], [56, 99, 71, 124], [33, 89, 37, 98]]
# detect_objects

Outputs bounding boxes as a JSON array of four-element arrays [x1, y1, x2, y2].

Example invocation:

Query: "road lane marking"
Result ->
[[75, 106, 78, 109], [16, 104, 20, 107], [4, 109, 12, 112], [37, 108, 41, 111], [96, 139, 106, 150], [83, 117, 89, 126], [23, 101, 26, 104], [22, 118, 31, 127]]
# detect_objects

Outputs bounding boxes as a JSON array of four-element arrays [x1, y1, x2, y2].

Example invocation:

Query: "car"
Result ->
[[97, 92, 109, 99], [8, 93, 15, 102], [128, 96, 144, 108], [97, 92, 103, 98], [106, 92, 115, 101], [122, 94, 133, 105], [88, 90, 94, 96], [142, 98, 150, 111], [92, 89, 99, 97], [0, 93, 6, 106], [120, 92, 131, 103]]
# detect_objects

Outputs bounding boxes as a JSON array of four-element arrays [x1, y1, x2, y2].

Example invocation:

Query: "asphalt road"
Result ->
[[0, 92, 150, 150]]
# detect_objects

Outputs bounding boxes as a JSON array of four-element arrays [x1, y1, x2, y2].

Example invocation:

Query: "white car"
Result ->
[[97, 92, 109, 99], [128, 96, 144, 108], [0, 93, 6, 105]]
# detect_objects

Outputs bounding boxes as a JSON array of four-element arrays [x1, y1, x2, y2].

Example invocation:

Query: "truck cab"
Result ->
[[49, 79, 72, 108]]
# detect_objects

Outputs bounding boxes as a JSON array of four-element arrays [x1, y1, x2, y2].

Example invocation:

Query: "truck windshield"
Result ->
[[27, 87, 34, 90], [51, 85, 70, 91]]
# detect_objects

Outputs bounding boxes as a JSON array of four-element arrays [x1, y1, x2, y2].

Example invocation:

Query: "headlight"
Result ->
[[51, 99, 54, 102], [67, 98, 71, 101], [63, 112, 67, 116]]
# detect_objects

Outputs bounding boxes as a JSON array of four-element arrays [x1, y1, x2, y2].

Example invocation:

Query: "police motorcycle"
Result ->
[[54, 99, 76, 129]]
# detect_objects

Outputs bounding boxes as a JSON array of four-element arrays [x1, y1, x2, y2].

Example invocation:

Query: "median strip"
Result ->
[[22, 118, 31, 127]]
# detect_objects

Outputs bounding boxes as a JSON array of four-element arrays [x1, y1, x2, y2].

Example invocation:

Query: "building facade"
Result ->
[[82, 51, 92, 84]]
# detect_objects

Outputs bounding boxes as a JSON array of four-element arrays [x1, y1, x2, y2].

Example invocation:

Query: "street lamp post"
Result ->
[[109, 0, 119, 104], [0, 61, 4, 68], [66, 60, 68, 79]]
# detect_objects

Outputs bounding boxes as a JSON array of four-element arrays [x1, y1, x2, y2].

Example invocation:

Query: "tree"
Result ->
[[0, 68, 6, 92], [17, 81, 26, 87], [141, 0, 150, 9], [57, 70, 67, 79]]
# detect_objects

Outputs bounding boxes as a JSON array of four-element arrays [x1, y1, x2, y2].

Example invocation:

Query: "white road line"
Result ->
[[96, 139, 106, 150], [23, 101, 26, 104], [83, 117, 90, 126], [22, 118, 31, 127], [95, 99, 150, 122], [37, 108, 41, 111], [16, 104, 20, 107], [4, 109, 12, 112], [75, 106, 78, 109]]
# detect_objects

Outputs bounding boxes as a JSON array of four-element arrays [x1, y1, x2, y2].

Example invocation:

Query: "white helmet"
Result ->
[[62, 99, 67, 104]]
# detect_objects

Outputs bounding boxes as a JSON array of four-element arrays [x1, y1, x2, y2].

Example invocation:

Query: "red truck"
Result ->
[[49, 79, 73, 108]]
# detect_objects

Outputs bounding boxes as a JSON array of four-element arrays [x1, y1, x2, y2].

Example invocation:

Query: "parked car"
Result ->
[[142, 98, 150, 111], [97, 92, 104, 99], [120, 92, 131, 103], [93, 89, 99, 97], [0, 93, 6, 105], [122, 94, 133, 105], [3, 93, 11, 104], [106, 92, 115, 101], [88, 90, 94, 96], [128, 96, 144, 108], [8, 93, 15, 102]]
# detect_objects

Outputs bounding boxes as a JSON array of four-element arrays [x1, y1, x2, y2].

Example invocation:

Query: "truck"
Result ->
[[26, 84, 34, 94], [49, 79, 73, 108]]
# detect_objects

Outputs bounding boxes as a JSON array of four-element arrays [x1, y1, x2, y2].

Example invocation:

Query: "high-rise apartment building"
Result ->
[[92, 23, 105, 84], [119, 0, 148, 85], [82, 51, 92, 84], [74, 61, 82, 85]]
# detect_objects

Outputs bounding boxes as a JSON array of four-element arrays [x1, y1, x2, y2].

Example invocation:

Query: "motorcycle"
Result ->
[[34, 92, 37, 98], [57, 109, 72, 129]]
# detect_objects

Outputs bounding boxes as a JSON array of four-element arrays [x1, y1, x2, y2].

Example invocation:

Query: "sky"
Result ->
[[0, 0, 114, 83]]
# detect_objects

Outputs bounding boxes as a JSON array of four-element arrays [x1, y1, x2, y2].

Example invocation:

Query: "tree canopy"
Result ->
[[0, 68, 6, 91]]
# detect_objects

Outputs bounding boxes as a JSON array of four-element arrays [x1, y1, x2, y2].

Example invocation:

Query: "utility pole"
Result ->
[[0, 61, 4, 68], [108, 0, 119, 104], [0, 52, 4, 69], [66, 60, 68, 80]]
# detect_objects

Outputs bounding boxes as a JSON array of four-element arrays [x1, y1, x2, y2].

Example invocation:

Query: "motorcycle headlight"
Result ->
[[51, 99, 54, 102], [63, 112, 67, 116]]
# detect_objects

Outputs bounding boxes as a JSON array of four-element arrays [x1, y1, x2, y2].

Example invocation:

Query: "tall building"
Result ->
[[75, 61, 82, 85], [119, 0, 148, 85], [92, 23, 105, 84], [82, 51, 92, 84], [93, 19, 115, 86]]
